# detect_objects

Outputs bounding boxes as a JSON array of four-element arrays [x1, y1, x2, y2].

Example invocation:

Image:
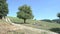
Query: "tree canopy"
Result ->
[[57, 13, 60, 19], [0, 0, 8, 19], [17, 5, 34, 23]]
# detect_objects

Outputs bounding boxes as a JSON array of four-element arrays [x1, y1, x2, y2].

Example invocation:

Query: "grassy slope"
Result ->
[[0, 17, 60, 34], [8, 17, 60, 30], [0, 20, 56, 34], [0, 20, 25, 34]]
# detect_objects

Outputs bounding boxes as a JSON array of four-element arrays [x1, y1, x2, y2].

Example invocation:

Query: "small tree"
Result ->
[[17, 5, 34, 23], [57, 13, 60, 19], [57, 13, 60, 23]]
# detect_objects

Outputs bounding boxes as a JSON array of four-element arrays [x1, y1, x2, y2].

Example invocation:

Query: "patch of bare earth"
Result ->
[[0, 22, 19, 34]]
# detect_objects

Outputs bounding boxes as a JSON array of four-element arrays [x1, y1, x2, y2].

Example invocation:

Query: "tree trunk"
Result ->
[[24, 19, 26, 23], [0, 16, 2, 19]]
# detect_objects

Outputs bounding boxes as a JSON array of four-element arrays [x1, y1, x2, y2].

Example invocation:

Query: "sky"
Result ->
[[7, 0, 60, 20]]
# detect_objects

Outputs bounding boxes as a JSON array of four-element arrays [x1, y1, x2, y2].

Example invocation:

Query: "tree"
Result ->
[[57, 13, 60, 23], [57, 13, 60, 19], [0, 0, 8, 19], [17, 5, 34, 23]]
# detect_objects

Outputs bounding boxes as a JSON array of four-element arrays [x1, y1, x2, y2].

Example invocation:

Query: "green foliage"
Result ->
[[0, 0, 8, 19], [57, 13, 60, 19], [17, 4, 34, 23], [50, 28, 60, 34]]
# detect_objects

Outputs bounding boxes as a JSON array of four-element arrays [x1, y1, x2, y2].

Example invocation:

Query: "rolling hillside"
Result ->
[[8, 16, 60, 34], [0, 19, 58, 34]]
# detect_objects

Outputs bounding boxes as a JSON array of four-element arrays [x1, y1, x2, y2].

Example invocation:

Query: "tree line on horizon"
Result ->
[[0, 0, 60, 23], [41, 13, 60, 23]]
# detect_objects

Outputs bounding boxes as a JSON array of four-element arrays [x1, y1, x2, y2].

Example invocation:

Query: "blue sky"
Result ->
[[7, 0, 60, 20]]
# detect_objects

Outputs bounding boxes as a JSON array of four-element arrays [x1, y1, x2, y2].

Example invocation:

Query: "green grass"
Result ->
[[8, 16, 36, 24], [23, 21, 60, 30], [7, 16, 24, 23]]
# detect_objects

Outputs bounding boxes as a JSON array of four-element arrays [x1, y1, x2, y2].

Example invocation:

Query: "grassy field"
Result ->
[[8, 16, 60, 33]]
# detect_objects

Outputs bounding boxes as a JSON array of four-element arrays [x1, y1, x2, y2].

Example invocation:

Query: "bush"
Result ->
[[49, 28, 60, 34]]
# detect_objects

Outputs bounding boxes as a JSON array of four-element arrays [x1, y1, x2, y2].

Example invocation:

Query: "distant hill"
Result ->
[[41, 19, 52, 22]]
